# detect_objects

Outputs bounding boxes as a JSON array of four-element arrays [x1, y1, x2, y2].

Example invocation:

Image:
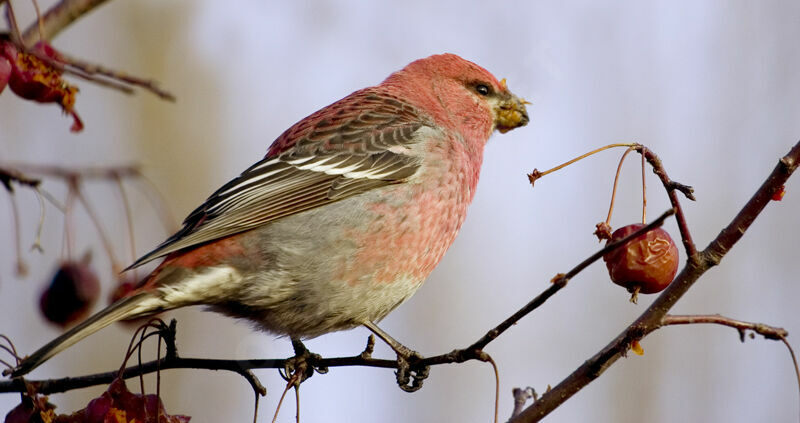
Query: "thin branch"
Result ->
[[638, 146, 698, 258], [20, 0, 111, 46], [462, 208, 675, 354], [0, 354, 396, 395], [55, 51, 175, 101], [511, 139, 800, 422], [662, 314, 788, 341], [2, 163, 140, 180]]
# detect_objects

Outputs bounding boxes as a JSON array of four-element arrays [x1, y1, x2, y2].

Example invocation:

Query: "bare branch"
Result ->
[[20, 0, 111, 46], [510, 139, 800, 422], [662, 314, 788, 341]]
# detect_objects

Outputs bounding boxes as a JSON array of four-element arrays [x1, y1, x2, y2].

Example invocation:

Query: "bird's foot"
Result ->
[[281, 338, 328, 386], [393, 346, 429, 393], [363, 321, 430, 392]]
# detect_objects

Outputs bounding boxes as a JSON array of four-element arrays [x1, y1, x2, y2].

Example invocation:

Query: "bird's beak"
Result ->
[[493, 80, 530, 133]]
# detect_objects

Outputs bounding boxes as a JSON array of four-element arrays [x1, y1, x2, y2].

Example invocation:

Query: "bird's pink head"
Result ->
[[382, 53, 529, 143]]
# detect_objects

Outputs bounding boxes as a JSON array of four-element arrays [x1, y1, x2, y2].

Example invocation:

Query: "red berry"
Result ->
[[603, 223, 679, 302], [39, 259, 100, 327]]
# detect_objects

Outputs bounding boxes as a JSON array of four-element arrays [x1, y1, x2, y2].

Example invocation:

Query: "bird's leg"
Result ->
[[282, 337, 327, 387], [363, 321, 430, 392]]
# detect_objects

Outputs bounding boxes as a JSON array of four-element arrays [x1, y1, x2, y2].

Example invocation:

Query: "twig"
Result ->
[[510, 139, 800, 422], [2, 163, 140, 180], [55, 51, 175, 101], [638, 146, 697, 258], [20, 0, 112, 46], [463, 208, 675, 353], [662, 314, 788, 341], [0, 354, 395, 395]]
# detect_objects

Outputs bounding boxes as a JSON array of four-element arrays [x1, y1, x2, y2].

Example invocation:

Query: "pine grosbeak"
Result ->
[[8, 53, 528, 377]]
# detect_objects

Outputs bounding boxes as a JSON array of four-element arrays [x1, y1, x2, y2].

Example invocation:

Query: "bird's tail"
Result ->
[[5, 291, 161, 378]]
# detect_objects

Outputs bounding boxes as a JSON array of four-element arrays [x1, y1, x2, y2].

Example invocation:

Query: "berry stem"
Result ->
[[528, 143, 638, 185], [641, 149, 647, 224], [604, 146, 638, 226]]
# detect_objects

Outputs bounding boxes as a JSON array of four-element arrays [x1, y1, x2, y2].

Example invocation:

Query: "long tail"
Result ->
[[5, 292, 161, 378]]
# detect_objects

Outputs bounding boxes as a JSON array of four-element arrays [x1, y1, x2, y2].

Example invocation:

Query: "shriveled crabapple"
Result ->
[[603, 223, 679, 303]]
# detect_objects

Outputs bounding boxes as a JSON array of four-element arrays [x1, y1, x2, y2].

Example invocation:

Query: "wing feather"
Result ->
[[127, 91, 430, 269]]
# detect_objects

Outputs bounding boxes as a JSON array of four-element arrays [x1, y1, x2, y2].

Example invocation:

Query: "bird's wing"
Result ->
[[128, 91, 430, 269]]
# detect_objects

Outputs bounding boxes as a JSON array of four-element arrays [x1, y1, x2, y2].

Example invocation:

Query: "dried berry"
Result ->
[[57, 378, 190, 423], [603, 223, 679, 302], [40, 258, 100, 327], [0, 38, 83, 132], [4, 392, 56, 423]]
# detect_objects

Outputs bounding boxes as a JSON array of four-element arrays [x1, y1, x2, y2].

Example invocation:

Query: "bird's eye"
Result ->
[[475, 84, 491, 96]]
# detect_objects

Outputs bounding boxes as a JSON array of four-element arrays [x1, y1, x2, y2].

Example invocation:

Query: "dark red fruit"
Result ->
[[65, 378, 190, 423], [4, 393, 56, 423], [40, 258, 100, 328], [0, 38, 83, 132], [603, 223, 679, 302]]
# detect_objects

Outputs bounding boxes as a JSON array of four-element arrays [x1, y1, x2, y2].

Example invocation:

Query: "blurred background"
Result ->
[[2, 1, 800, 421]]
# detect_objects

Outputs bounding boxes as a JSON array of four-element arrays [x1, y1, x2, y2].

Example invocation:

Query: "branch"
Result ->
[[662, 314, 788, 341], [0, 354, 397, 395], [638, 146, 698, 258], [20, 0, 111, 46], [1, 163, 140, 181], [462, 208, 675, 353], [511, 139, 800, 422]]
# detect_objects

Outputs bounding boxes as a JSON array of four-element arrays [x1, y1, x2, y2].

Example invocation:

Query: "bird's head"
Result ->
[[384, 53, 529, 138]]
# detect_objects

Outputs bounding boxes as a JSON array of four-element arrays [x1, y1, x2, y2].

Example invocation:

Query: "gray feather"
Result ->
[[6, 292, 159, 377]]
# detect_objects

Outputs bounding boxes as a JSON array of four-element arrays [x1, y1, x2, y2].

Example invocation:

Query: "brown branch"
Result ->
[[662, 314, 788, 341], [55, 51, 176, 101], [20, 0, 111, 46], [1, 163, 140, 180], [511, 139, 800, 422], [638, 146, 698, 258], [0, 354, 397, 395], [463, 208, 675, 354]]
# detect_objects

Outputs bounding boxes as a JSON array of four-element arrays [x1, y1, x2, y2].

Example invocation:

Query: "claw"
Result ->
[[393, 349, 430, 392], [280, 339, 327, 386]]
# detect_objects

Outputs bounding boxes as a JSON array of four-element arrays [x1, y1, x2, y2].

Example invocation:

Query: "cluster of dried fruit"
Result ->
[[5, 378, 189, 422]]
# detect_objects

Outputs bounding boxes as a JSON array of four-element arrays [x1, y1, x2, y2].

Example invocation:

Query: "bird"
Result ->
[[6, 53, 529, 378]]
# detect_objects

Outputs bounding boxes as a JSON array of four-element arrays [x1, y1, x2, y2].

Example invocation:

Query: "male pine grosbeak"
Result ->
[[8, 53, 529, 378]]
